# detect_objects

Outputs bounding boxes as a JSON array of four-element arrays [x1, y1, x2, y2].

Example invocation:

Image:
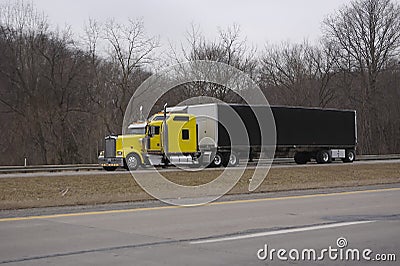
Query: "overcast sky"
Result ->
[[31, 0, 351, 50]]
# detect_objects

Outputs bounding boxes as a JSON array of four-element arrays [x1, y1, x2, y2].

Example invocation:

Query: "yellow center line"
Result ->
[[210, 187, 400, 206], [1, 187, 399, 222]]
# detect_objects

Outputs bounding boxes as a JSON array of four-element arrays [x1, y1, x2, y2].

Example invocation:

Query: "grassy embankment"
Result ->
[[0, 163, 399, 209]]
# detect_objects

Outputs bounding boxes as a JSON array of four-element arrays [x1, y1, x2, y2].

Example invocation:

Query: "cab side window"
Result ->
[[149, 126, 160, 136], [154, 126, 160, 135], [182, 129, 189, 140]]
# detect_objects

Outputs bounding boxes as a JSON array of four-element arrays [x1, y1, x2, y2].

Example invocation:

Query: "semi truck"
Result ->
[[99, 103, 357, 170]]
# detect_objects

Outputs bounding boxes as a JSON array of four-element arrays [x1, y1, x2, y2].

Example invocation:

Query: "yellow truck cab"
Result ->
[[143, 113, 199, 167], [98, 122, 146, 171]]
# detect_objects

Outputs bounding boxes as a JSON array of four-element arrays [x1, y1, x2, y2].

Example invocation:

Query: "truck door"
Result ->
[[148, 125, 161, 152]]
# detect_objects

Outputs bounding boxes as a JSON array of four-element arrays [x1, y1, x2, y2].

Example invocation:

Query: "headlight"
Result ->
[[117, 151, 123, 156], [99, 151, 104, 156]]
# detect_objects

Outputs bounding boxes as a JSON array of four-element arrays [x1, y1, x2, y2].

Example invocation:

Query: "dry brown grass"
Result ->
[[0, 163, 399, 210]]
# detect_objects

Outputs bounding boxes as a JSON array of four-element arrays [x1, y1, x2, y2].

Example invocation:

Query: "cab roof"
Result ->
[[128, 122, 146, 129]]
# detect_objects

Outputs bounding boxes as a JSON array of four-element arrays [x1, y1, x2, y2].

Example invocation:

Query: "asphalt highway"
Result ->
[[0, 185, 399, 265]]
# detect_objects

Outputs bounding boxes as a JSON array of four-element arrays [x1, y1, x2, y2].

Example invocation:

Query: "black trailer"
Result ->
[[178, 103, 357, 166]]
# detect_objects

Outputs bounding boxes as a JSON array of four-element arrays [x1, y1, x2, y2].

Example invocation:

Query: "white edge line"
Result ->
[[190, 220, 375, 245]]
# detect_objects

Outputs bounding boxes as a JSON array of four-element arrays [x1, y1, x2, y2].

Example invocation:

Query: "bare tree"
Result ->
[[168, 24, 258, 102], [0, 1, 103, 164], [82, 18, 116, 135], [323, 0, 400, 153], [103, 18, 158, 123], [0, 0, 51, 163], [324, 0, 400, 91], [259, 41, 338, 107], [82, 18, 102, 67]]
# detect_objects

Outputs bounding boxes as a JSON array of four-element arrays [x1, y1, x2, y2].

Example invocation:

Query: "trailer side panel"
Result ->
[[217, 104, 356, 148]]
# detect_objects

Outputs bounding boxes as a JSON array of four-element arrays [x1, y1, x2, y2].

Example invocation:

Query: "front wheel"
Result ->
[[125, 153, 141, 170]]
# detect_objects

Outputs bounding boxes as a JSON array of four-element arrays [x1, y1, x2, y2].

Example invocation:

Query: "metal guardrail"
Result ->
[[0, 164, 102, 174], [0, 154, 399, 174]]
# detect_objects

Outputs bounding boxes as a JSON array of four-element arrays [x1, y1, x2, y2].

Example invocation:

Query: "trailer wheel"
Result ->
[[294, 152, 308, 164], [126, 153, 141, 170], [342, 150, 355, 163], [211, 152, 223, 167], [228, 152, 240, 167], [103, 166, 117, 171], [316, 150, 331, 164]]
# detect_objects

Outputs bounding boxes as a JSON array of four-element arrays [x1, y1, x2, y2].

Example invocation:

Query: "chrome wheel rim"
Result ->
[[128, 156, 138, 169]]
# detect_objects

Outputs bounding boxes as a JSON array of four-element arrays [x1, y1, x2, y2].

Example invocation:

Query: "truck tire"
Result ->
[[342, 149, 355, 163], [294, 152, 308, 164], [210, 152, 223, 168], [103, 166, 117, 171], [316, 150, 331, 164], [126, 153, 141, 170], [228, 152, 240, 167]]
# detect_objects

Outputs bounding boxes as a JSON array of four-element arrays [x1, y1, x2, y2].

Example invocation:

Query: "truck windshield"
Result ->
[[126, 127, 145, 135]]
